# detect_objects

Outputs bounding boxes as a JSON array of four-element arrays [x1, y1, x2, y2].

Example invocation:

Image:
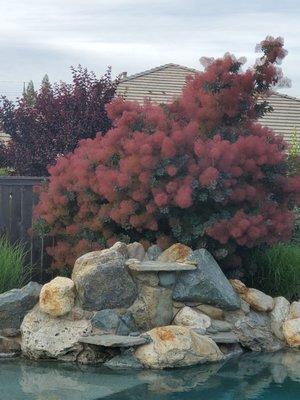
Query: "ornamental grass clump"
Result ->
[[34, 36, 300, 271], [249, 243, 300, 301], [0, 237, 31, 294]]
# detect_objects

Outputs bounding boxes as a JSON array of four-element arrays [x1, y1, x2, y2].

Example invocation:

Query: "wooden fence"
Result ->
[[0, 176, 52, 282]]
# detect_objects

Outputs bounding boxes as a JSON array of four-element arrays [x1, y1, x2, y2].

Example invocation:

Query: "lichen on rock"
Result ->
[[39, 277, 75, 317], [135, 325, 224, 369]]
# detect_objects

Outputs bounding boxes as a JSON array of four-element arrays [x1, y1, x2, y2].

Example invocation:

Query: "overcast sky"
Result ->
[[0, 0, 299, 98]]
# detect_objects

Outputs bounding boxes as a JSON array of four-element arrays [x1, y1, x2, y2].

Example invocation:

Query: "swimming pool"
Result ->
[[0, 350, 299, 399]]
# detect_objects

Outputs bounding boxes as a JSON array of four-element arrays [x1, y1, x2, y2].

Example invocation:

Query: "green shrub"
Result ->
[[0, 237, 31, 294], [249, 243, 300, 301]]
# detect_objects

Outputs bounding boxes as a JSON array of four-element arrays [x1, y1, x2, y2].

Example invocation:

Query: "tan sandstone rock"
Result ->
[[196, 304, 224, 320], [135, 326, 223, 369], [157, 243, 193, 264], [288, 301, 300, 320], [174, 306, 211, 330], [229, 279, 248, 294], [39, 277, 75, 317], [241, 288, 274, 312], [270, 296, 290, 340], [271, 297, 290, 322], [282, 318, 300, 347]]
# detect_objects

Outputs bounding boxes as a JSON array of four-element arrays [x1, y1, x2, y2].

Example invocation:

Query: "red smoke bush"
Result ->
[[34, 36, 300, 270]]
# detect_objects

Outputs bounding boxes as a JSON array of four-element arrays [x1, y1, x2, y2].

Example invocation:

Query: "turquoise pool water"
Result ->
[[0, 351, 299, 399]]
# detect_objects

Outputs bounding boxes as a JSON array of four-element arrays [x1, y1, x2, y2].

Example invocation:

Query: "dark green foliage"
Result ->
[[248, 243, 300, 301], [0, 237, 32, 294]]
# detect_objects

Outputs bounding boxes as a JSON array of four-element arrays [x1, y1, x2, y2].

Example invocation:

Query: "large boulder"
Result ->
[[128, 285, 173, 331], [0, 282, 41, 334], [21, 305, 92, 361], [173, 306, 211, 331], [241, 288, 274, 312], [233, 311, 284, 352], [39, 277, 75, 317], [282, 318, 300, 347], [72, 242, 137, 311], [173, 249, 240, 310], [135, 326, 223, 369]]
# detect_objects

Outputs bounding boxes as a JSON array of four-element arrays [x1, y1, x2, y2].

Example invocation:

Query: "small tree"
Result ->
[[41, 74, 51, 92], [35, 37, 300, 271], [0, 66, 118, 176], [23, 80, 36, 106]]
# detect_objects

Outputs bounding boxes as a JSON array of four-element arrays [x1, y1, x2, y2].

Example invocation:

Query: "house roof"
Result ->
[[117, 63, 300, 145], [258, 92, 300, 144], [117, 63, 197, 104]]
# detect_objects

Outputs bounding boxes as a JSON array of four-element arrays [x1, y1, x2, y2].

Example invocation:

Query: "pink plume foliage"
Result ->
[[34, 36, 299, 270]]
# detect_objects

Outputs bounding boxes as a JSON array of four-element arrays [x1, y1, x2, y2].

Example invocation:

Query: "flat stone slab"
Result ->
[[206, 332, 239, 344], [126, 259, 196, 272], [79, 334, 150, 347]]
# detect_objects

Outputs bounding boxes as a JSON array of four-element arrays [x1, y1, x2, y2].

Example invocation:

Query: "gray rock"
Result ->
[[145, 245, 162, 261], [206, 332, 239, 343], [173, 249, 241, 310], [104, 349, 143, 369], [127, 242, 145, 261], [129, 331, 141, 337], [224, 309, 246, 324], [79, 334, 150, 347], [240, 298, 251, 314], [233, 311, 285, 352], [77, 344, 110, 365], [206, 326, 218, 334], [0, 282, 41, 333], [158, 272, 176, 287], [91, 310, 120, 331], [219, 343, 244, 360], [191, 327, 207, 335], [72, 242, 137, 311], [128, 285, 173, 331], [116, 312, 137, 336], [0, 335, 21, 357], [126, 260, 196, 272], [210, 320, 232, 332]]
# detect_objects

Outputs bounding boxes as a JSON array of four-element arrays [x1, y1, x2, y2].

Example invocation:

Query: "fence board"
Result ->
[[0, 176, 51, 283]]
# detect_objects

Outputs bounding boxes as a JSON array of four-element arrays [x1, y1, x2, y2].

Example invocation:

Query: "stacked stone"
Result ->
[[0, 241, 299, 369]]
